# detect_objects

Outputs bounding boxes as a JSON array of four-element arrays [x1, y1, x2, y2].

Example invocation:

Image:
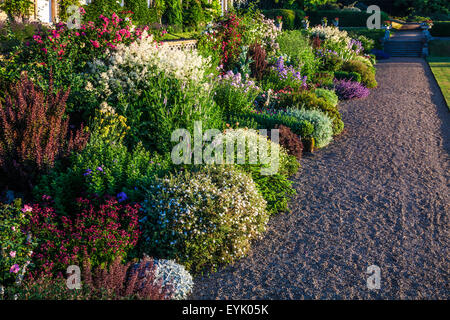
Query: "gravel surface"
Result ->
[[192, 58, 449, 300]]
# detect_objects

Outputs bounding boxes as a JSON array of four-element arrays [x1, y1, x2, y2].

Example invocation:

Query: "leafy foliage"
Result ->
[[279, 90, 344, 135], [341, 59, 377, 88], [34, 117, 170, 216], [0, 74, 89, 194], [0, 199, 37, 288], [140, 165, 269, 272], [277, 30, 319, 80], [277, 108, 334, 148], [27, 197, 141, 274]]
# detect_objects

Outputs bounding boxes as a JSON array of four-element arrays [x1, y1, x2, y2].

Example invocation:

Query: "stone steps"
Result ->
[[384, 40, 423, 57]]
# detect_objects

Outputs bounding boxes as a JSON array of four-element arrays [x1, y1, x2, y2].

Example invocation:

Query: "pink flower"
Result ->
[[10, 264, 20, 273], [90, 40, 100, 48], [11, 226, 16, 232], [22, 205, 33, 212], [10, 251, 16, 258], [41, 48, 48, 54]]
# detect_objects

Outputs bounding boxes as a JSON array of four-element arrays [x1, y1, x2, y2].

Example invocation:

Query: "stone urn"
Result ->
[[275, 22, 283, 31]]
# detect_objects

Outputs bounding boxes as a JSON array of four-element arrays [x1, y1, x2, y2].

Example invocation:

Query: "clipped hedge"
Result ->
[[262, 9, 305, 30], [430, 21, 450, 37], [306, 10, 389, 27], [334, 70, 362, 83]]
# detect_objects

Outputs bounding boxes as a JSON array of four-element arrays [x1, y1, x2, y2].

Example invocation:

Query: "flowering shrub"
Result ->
[[276, 30, 319, 80], [273, 56, 308, 86], [264, 56, 308, 91], [153, 259, 193, 300], [277, 109, 334, 148], [0, 200, 37, 289], [214, 128, 299, 214], [241, 12, 281, 54], [308, 25, 351, 46], [334, 79, 370, 100], [0, 74, 89, 193], [27, 197, 140, 274], [140, 165, 269, 272], [85, 32, 221, 152], [198, 12, 244, 70], [214, 70, 260, 117], [34, 121, 170, 216], [87, 32, 210, 104], [315, 48, 344, 72], [5, 11, 149, 93]]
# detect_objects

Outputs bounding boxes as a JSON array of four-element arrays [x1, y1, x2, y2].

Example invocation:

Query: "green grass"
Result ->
[[427, 57, 450, 110], [159, 31, 200, 41]]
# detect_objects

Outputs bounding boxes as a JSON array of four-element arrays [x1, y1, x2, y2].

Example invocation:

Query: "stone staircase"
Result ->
[[384, 40, 424, 57], [384, 30, 425, 57]]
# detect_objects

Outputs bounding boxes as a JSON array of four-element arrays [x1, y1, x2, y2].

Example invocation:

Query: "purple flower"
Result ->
[[334, 79, 370, 100], [10, 264, 20, 273], [117, 192, 128, 202], [96, 166, 103, 172], [84, 169, 92, 176]]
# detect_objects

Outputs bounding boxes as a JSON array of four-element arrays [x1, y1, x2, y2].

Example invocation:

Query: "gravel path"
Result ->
[[192, 58, 449, 300]]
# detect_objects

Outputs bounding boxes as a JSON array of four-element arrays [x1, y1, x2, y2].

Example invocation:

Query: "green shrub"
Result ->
[[279, 90, 344, 135], [216, 128, 299, 214], [232, 111, 315, 140], [139, 165, 269, 272], [277, 30, 319, 79], [318, 49, 344, 72], [345, 28, 384, 50], [341, 59, 377, 88], [278, 108, 334, 148], [34, 116, 170, 216], [430, 21, 450, 37], [125, 75, 223, 153], [313, 71, 335, 88], [214, 71, 260, 118], [334, 70, 362, 82], [314, 88, 339, 107], [306, 10, 389, 27]]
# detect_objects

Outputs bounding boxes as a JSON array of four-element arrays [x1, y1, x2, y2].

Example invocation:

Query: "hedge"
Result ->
[[306, 10, 389, 28], [430, 21, 450, 37], [262, 9, 305, 30]]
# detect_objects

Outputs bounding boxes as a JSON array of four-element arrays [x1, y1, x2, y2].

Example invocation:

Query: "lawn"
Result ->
[[427, 40, 450, 109], [428, 58, 450, 109]]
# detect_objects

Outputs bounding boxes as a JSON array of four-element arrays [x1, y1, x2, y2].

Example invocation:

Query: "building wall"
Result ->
[[36, 0, 52, 23]]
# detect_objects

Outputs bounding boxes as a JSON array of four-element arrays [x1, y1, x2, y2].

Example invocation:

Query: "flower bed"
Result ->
[[0, 8, 377, 300]]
